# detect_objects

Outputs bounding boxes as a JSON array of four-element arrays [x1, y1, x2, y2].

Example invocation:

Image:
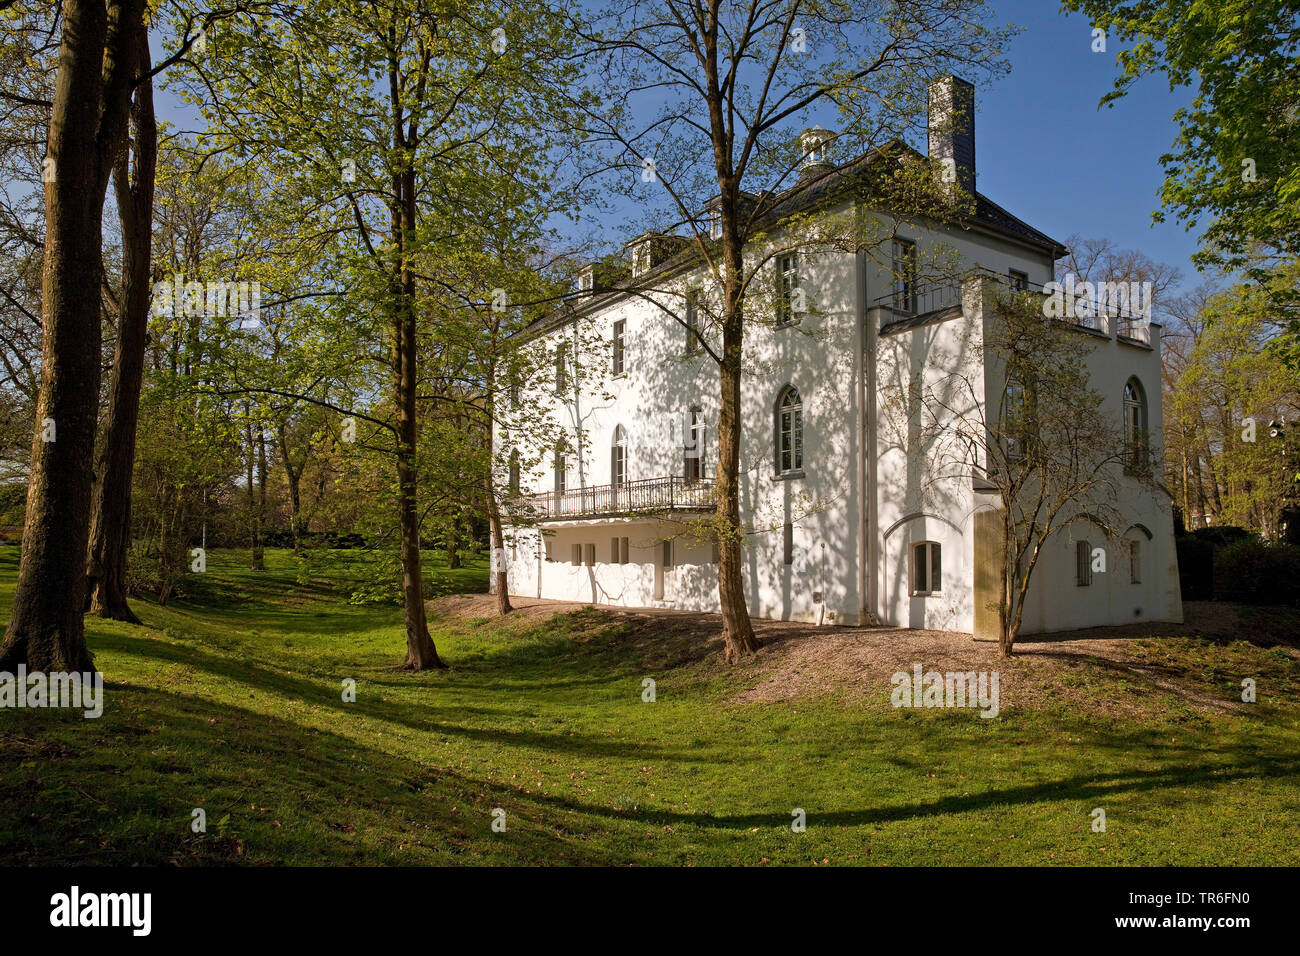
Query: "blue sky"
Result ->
[[154, 1, 1206, 290], [977, 1, 1202, 286]]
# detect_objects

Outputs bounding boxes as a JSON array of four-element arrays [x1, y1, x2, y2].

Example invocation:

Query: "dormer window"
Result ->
[[709, 207, 722, 240], [630, 241, 651, 277], [577, 266, 594, 293]]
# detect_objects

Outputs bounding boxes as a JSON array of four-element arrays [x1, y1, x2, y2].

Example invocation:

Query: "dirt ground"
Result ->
[[429, 594, 1297, 714]]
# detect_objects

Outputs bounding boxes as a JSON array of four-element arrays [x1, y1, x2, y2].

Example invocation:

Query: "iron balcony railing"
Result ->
[[510, 475, 715, 521], [872, 271, 1152, 340]]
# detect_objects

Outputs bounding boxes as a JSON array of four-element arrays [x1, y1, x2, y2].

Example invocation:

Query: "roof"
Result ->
[[519, 141, 1067, 339]]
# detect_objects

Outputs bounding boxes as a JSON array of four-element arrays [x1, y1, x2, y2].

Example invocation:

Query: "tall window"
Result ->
[[912, 541, 941, 595], [508, 450, 521, 494], [555, 346, 567, 393], [611, 320, 626, 375], [775, 252, 800, 326], [1076, 539, 1093, 586], [611, 425, 627, 487], [776, 385, 803, 475], [553, 448, 566, 495], [684, 406, 705, 482], [1123, 377, 1148, 471], [685, 294, 701, 354], [1002, 379, 1026, 461], [891, 238, 917, 312], [1129, 539, 1141, 584]]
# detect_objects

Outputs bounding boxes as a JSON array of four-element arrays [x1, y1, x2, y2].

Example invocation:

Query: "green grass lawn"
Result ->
[[1, 546, 1297, 866]]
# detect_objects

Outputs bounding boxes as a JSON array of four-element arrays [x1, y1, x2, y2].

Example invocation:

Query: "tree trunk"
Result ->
[[485, 366, 512, 616], [393, 165, 444, 670], [997, 523, 1013, 658], [254, 422, 267, 569], [0, 0, 140, 673], [86, 26, 155, 624], [717, 330, 759, 665], [244, 405, 263, 569], [276, 424, 305, 554], [716, 247, 760, 661], [446, 518, 462, 569]]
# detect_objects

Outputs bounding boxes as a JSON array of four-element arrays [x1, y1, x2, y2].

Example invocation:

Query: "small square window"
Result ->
[[1008, 269, 1029, 292]]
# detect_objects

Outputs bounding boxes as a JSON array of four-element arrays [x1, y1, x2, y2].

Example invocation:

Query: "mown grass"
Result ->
[[0, 546, 1297, 866]]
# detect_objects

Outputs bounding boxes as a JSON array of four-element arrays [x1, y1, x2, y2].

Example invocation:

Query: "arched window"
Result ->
[[611, 425, 627, 487], [1002, 379, 1026, 461], [775, 385, 803, 476], [1123, 377, 1148, 471]]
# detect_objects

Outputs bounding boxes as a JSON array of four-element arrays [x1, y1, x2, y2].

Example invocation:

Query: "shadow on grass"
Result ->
[[89, 630, 701, 763]]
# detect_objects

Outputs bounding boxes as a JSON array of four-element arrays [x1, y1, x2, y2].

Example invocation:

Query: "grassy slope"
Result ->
[[0, 547, 1297, 866]]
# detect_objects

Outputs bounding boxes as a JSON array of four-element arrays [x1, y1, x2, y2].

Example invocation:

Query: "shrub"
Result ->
[[1214, 539, 1300, 605]]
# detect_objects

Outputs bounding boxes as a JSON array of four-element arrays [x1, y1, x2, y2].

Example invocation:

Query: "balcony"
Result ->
[[510, 475, 716, 522], [873, 271, 1153, 342]]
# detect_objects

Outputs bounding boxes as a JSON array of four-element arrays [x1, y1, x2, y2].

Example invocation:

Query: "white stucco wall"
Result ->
[[495, 198, 1182, 635]]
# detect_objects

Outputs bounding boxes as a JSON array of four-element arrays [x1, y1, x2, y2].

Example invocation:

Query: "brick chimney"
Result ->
[[928, 75, 976, 196]]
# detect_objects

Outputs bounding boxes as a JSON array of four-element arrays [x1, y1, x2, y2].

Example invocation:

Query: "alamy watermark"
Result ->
[[0, 666, 102, 718], [151, 272, 261, 328], [1041, 272, 1152, 324], [891, 663, 999, 718]]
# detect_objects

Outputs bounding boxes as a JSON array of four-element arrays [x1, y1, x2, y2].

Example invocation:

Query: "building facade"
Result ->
[[494, 77, 1183, 637]]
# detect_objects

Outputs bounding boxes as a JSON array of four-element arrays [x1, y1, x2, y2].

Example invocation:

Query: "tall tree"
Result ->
[[85, 19, 156, 622], [0, 0, 144, 671], [183, 0, 577, 668]]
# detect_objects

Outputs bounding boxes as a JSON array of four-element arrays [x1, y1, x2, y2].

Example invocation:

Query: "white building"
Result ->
[[494, 77, 1183, 638]]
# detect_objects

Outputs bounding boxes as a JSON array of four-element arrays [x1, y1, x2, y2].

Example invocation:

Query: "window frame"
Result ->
[[553, 448, 567, 495], [684, 293, 702, 355], [775, 252, 800, 327], [554, 345, 567, 394], [775, 385, 804, 477], [911, 541, 942, 596], [891, 237, 918, 313], [1008, 268, 1029, 292], [611, 319, 626, 376], [611, 425, 628, 488], [507, 450, 521, 495], [1076, 539, 1093, 587], [684, 406, 706, 482], [1123, 377, 1149, 473]]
